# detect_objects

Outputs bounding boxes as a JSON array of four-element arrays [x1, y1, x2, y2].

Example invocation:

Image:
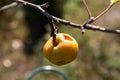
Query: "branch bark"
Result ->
[[0, 0, 120, 34], [0, 2, 18, 12]]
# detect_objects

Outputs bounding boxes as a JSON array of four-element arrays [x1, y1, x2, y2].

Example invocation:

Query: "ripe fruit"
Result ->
[[43, 33, 79, 66]]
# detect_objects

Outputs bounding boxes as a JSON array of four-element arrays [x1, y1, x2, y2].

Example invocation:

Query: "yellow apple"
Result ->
[[43, 33, 79, 66]]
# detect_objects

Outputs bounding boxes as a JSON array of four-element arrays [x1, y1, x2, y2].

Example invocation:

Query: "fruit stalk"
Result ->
[[49, 18, 58, 46]]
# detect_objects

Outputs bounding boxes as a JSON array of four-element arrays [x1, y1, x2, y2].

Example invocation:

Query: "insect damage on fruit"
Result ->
[[43, 33, 79, 66]]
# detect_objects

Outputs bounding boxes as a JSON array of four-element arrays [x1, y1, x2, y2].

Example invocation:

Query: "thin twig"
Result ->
[[93, 6, 111, 21], [82, 0, 92, 18], [81, 0, 93, 34], [40, 2, 49, 8]]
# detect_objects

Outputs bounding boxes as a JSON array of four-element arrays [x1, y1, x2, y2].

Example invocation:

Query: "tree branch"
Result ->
[[0, 1, 49, 12], [85, 24, 120, 34], [0, 0, 120, 34], [0, 2, 18, 12]]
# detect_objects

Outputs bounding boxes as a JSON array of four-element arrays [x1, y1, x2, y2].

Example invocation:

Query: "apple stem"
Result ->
[[49, 18, 58, 46]]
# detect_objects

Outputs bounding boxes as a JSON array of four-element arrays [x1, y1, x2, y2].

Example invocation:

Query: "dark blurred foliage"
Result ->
[[23, 0, 67, 55], [0, 0, 12, 6]]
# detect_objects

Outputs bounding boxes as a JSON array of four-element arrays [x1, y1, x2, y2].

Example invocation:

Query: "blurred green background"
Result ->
[[0, 0, 120, 80]]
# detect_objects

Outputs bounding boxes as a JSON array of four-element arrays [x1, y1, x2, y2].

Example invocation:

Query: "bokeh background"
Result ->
[[0, 0, 120, 80]]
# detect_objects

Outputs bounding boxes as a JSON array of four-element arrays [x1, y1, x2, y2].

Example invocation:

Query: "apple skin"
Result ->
[[43, 33, 79, 66]]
